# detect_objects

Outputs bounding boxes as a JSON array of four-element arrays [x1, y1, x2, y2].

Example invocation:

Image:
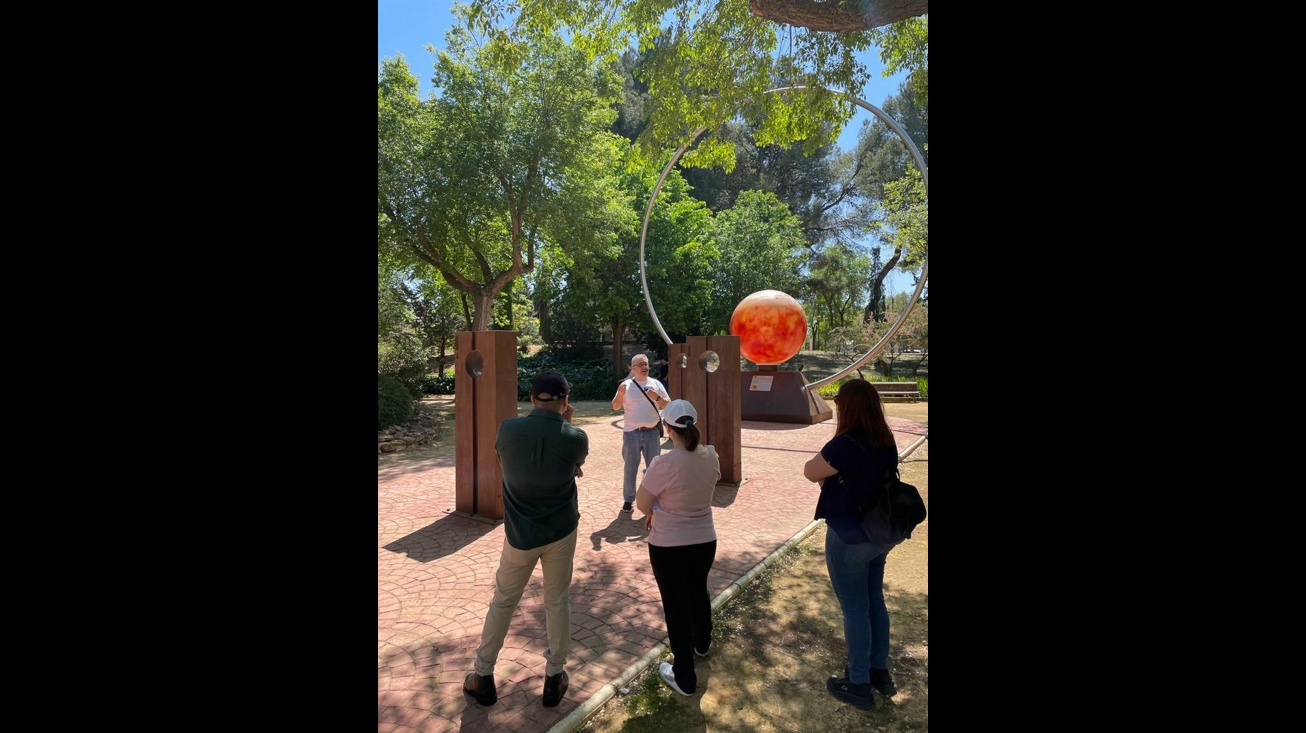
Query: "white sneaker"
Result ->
[[658, 662, 691, 696]]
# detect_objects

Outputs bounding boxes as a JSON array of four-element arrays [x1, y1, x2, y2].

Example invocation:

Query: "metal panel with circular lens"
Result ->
[[465, 352, 484, 377], [700, 351, 720, 373]]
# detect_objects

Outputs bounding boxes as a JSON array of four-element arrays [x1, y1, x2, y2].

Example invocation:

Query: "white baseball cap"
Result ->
[[662, 399, 698, 429]]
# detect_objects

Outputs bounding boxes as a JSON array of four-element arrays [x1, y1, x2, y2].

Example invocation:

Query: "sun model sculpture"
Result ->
[[636, 85, 927, 425], [729, 290, 808, 366]]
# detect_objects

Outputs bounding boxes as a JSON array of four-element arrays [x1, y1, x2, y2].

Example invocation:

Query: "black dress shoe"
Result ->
[[542, 670, 569, 707], [463, 671, 497, 706]]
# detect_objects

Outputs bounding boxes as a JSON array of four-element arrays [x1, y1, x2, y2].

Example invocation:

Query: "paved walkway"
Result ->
[[378, 401, 927, 733]]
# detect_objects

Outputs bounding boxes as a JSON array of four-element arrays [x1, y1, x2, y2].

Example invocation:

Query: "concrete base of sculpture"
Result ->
[[740, 368, 833, 424]]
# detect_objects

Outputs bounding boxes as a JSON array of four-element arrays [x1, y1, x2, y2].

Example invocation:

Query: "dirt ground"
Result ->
[[576, 404, 927, 732]]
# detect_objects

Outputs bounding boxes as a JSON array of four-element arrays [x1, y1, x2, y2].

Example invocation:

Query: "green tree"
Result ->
[[708, 190, 808, 332], [636, 172, 719, 342], [378, 31, 628, 332], [551, 165, 715, 376], [397, 270, 468, 370], [866, 15, 929, 108], [878, 163, 927, 272], [867, 302, 926, 377], [462, 2, 927, 171], [853, 86, 927, 200], [805, 242, 871, 336], [378, 266, 431, 396], [851, 85, 927, 323]]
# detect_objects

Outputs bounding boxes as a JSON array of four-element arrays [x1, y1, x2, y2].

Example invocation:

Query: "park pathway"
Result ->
[[378, 400, 927, 733]]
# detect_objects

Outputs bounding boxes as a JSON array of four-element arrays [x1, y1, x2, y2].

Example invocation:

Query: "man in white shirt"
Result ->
[[610, 352, 670, 513]]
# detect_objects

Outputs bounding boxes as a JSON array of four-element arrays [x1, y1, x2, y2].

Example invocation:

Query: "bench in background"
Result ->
[[872, 381, 922, 402]]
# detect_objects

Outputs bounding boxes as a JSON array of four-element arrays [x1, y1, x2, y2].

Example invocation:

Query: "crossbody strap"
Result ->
[[631, 379, 662, 413]]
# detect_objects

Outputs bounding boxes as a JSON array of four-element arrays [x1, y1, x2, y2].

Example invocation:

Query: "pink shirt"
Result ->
[[641, 444, 720, 547]]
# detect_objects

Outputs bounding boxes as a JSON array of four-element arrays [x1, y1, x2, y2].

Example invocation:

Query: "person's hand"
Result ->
[[574, 465, 584, 478], [644, 513, 653, 532], [562, 403, 575, 422]]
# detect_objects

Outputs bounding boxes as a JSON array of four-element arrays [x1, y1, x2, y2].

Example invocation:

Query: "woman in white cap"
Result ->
[[635, 398, 720, 696]]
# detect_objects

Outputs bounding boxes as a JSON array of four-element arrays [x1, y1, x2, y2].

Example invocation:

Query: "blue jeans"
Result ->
[[621, 428, 661, 502], [824, 529, 891, 685]]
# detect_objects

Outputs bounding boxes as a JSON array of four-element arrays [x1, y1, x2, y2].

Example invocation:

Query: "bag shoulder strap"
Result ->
[[632, 379, 661, 412]]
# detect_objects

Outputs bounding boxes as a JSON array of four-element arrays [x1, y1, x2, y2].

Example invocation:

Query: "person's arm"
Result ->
[[635, 457, 663, 515], [804, 451, 838, 483], [653, 382, 670, 409], [572, 434, 588, 478], [635, 485, 655, 516], [611, 380, 627, 411]]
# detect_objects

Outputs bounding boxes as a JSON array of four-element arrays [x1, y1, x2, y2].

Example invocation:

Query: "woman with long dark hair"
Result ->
[[803, 379, 900, 710], [636, 399, 719, 696]]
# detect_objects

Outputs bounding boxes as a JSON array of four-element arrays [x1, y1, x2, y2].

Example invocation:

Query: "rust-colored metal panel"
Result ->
[[667, 344, 689, 399], [707, 335, 742, 483], [475, 331, 518, 521], [683, 336, 709, 423], [454, 332, 477, 514], [454, 331, 518, 521]]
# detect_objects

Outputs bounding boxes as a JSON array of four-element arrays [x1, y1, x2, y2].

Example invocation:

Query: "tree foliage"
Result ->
[[866, 14, 928, 108], [378, 30, 628, 331], [749, 0, 927, 33], [461, 1, 926, 169], [707, 189, 808, 331], [849, 84, 927, 322]]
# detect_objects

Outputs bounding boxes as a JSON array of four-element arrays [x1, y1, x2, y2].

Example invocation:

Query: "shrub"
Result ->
[[378, 332, 429, 399], [816, 374, 930, 401], [378, 374, 415, 430], [421, 370, 456, 395], [517, 350, 613, 400]]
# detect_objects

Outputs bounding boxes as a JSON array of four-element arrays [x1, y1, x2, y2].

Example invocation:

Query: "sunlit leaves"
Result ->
[[462, 1, 883, 168]]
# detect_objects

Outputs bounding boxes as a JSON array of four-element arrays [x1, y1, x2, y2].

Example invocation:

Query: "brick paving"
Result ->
[[378, 401, 927, 733]]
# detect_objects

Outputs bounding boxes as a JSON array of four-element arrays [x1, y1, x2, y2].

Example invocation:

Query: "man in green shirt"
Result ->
[[464, 370, 589, 709]]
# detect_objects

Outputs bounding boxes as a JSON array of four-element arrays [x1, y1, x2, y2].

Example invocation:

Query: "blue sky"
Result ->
[[378, 0, 915, 294]]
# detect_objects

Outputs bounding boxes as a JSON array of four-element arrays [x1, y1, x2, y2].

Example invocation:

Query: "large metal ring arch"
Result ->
[[637, 85, 928, 392]]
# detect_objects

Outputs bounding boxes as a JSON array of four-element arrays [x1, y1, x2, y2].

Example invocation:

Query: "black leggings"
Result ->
[[648, 540, 717, 693]]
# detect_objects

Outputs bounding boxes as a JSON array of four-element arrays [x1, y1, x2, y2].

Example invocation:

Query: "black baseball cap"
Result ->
[[531, 371, 569, 402]]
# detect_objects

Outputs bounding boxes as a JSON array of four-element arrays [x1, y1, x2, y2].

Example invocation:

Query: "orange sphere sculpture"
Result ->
[[729, 290, 808, 365]]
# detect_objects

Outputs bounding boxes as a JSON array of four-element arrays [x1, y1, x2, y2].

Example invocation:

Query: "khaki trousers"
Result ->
[[474, 528, 577, 677]]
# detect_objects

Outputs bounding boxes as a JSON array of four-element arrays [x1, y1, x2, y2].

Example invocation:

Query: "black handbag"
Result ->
[[836, 435, 927, 546], [631, 379, 665, 437]]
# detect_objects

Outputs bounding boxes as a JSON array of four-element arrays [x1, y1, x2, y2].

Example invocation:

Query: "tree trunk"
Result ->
[[471, 290, 496, 332], [535, 291, 551, 342], [864, 247, 903, 324], [610, 316, 627, 378], [503, 280, 514, 331]]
